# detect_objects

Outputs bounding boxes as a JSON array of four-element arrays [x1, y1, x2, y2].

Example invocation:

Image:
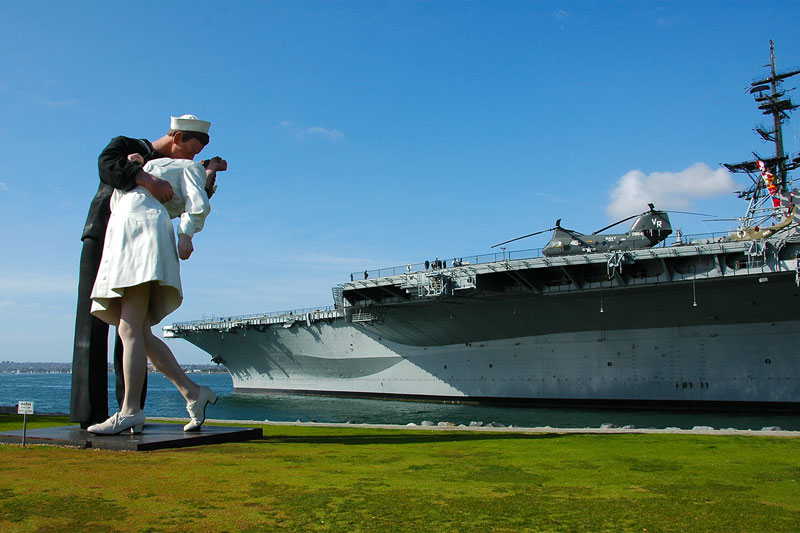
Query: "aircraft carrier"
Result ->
[[166, 43, 800, 410]]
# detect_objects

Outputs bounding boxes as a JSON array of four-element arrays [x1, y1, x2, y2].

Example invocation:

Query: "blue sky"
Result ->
[[2, 1, 799, 363]]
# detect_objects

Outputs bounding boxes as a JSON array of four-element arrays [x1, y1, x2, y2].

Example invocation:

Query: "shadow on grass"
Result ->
[[259, 432, 568, 446]]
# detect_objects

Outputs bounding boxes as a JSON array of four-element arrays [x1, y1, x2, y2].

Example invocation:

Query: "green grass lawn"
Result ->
[[1, 414, 799, 532]]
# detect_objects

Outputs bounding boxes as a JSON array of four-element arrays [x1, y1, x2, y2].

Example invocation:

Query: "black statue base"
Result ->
[[0, 423, 262, 451]]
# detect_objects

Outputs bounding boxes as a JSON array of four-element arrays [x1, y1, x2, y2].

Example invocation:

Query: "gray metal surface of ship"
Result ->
[[166, 43, 800, 410]]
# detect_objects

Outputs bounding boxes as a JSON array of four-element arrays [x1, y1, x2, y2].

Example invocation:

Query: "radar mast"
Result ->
[[723, 40, 800, 228]]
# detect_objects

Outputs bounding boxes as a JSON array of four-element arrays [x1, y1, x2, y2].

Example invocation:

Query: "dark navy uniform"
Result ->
[[70, 137, 160, 426]]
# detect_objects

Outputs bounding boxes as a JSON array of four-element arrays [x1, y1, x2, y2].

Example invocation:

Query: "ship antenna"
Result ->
[[769, 39, 788, 193], [722, 41, 800, 227]]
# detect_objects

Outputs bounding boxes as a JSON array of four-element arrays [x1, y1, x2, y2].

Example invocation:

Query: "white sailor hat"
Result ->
[[170, 114, 211, 134]]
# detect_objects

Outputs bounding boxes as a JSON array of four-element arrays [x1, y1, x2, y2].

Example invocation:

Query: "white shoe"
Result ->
[[87, 411, 146, 435], [184, 387, 217, 432]]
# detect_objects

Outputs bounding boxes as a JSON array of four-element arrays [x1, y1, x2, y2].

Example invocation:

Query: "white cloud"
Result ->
[[300, 126, 343, 141], [0, 299, 70, 317], [552, 10, 570, 21], [532, 191, 570, 204], [294, 251, 373, 267], [279, 120, 343, 141], [0, 273, 76, 294], [44, 98, 78, 108], [0, 182, 7, 192], [606, 163, 736, 218]]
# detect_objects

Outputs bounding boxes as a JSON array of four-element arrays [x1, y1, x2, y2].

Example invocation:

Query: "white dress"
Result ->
[[90, 158, 210, 326]]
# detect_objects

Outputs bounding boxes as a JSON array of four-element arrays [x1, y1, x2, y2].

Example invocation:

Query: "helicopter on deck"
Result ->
[[492, 204, 673, 257]]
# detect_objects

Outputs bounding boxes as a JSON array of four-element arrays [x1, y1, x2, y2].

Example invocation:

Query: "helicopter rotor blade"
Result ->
[[593, 208, 717, 235], [491, 227, 556, 248], [665, 210, 716, 217], [592, 214, 640, 235]]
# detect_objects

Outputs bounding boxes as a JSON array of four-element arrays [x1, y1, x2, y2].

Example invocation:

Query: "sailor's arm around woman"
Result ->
[[86, 114, 228, 436]]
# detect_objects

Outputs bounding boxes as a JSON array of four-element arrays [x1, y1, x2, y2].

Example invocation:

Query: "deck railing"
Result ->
[[349, 231, 736, 281], [170, 305, 340, 329], [169, 230, 760, 331]]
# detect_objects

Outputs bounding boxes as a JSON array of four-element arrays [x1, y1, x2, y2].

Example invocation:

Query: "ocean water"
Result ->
[[1, 372, 799, 430]]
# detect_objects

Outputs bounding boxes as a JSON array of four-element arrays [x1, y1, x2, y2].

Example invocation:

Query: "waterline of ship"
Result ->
[[3, 373, 800, 430]]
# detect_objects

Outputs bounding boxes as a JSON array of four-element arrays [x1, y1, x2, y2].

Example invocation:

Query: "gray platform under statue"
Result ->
[[0, 423, 262, 451]]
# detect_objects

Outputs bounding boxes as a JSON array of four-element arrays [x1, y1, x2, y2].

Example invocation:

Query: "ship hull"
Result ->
[[179, 314, 800, 409], [170, 242, 800, 410]]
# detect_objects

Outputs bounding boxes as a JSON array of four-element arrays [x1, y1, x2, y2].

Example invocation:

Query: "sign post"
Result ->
[[17, 401, 34, 446]]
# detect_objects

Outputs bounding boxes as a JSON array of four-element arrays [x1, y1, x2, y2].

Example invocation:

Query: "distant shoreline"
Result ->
[[0, 361, 226, 374]]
